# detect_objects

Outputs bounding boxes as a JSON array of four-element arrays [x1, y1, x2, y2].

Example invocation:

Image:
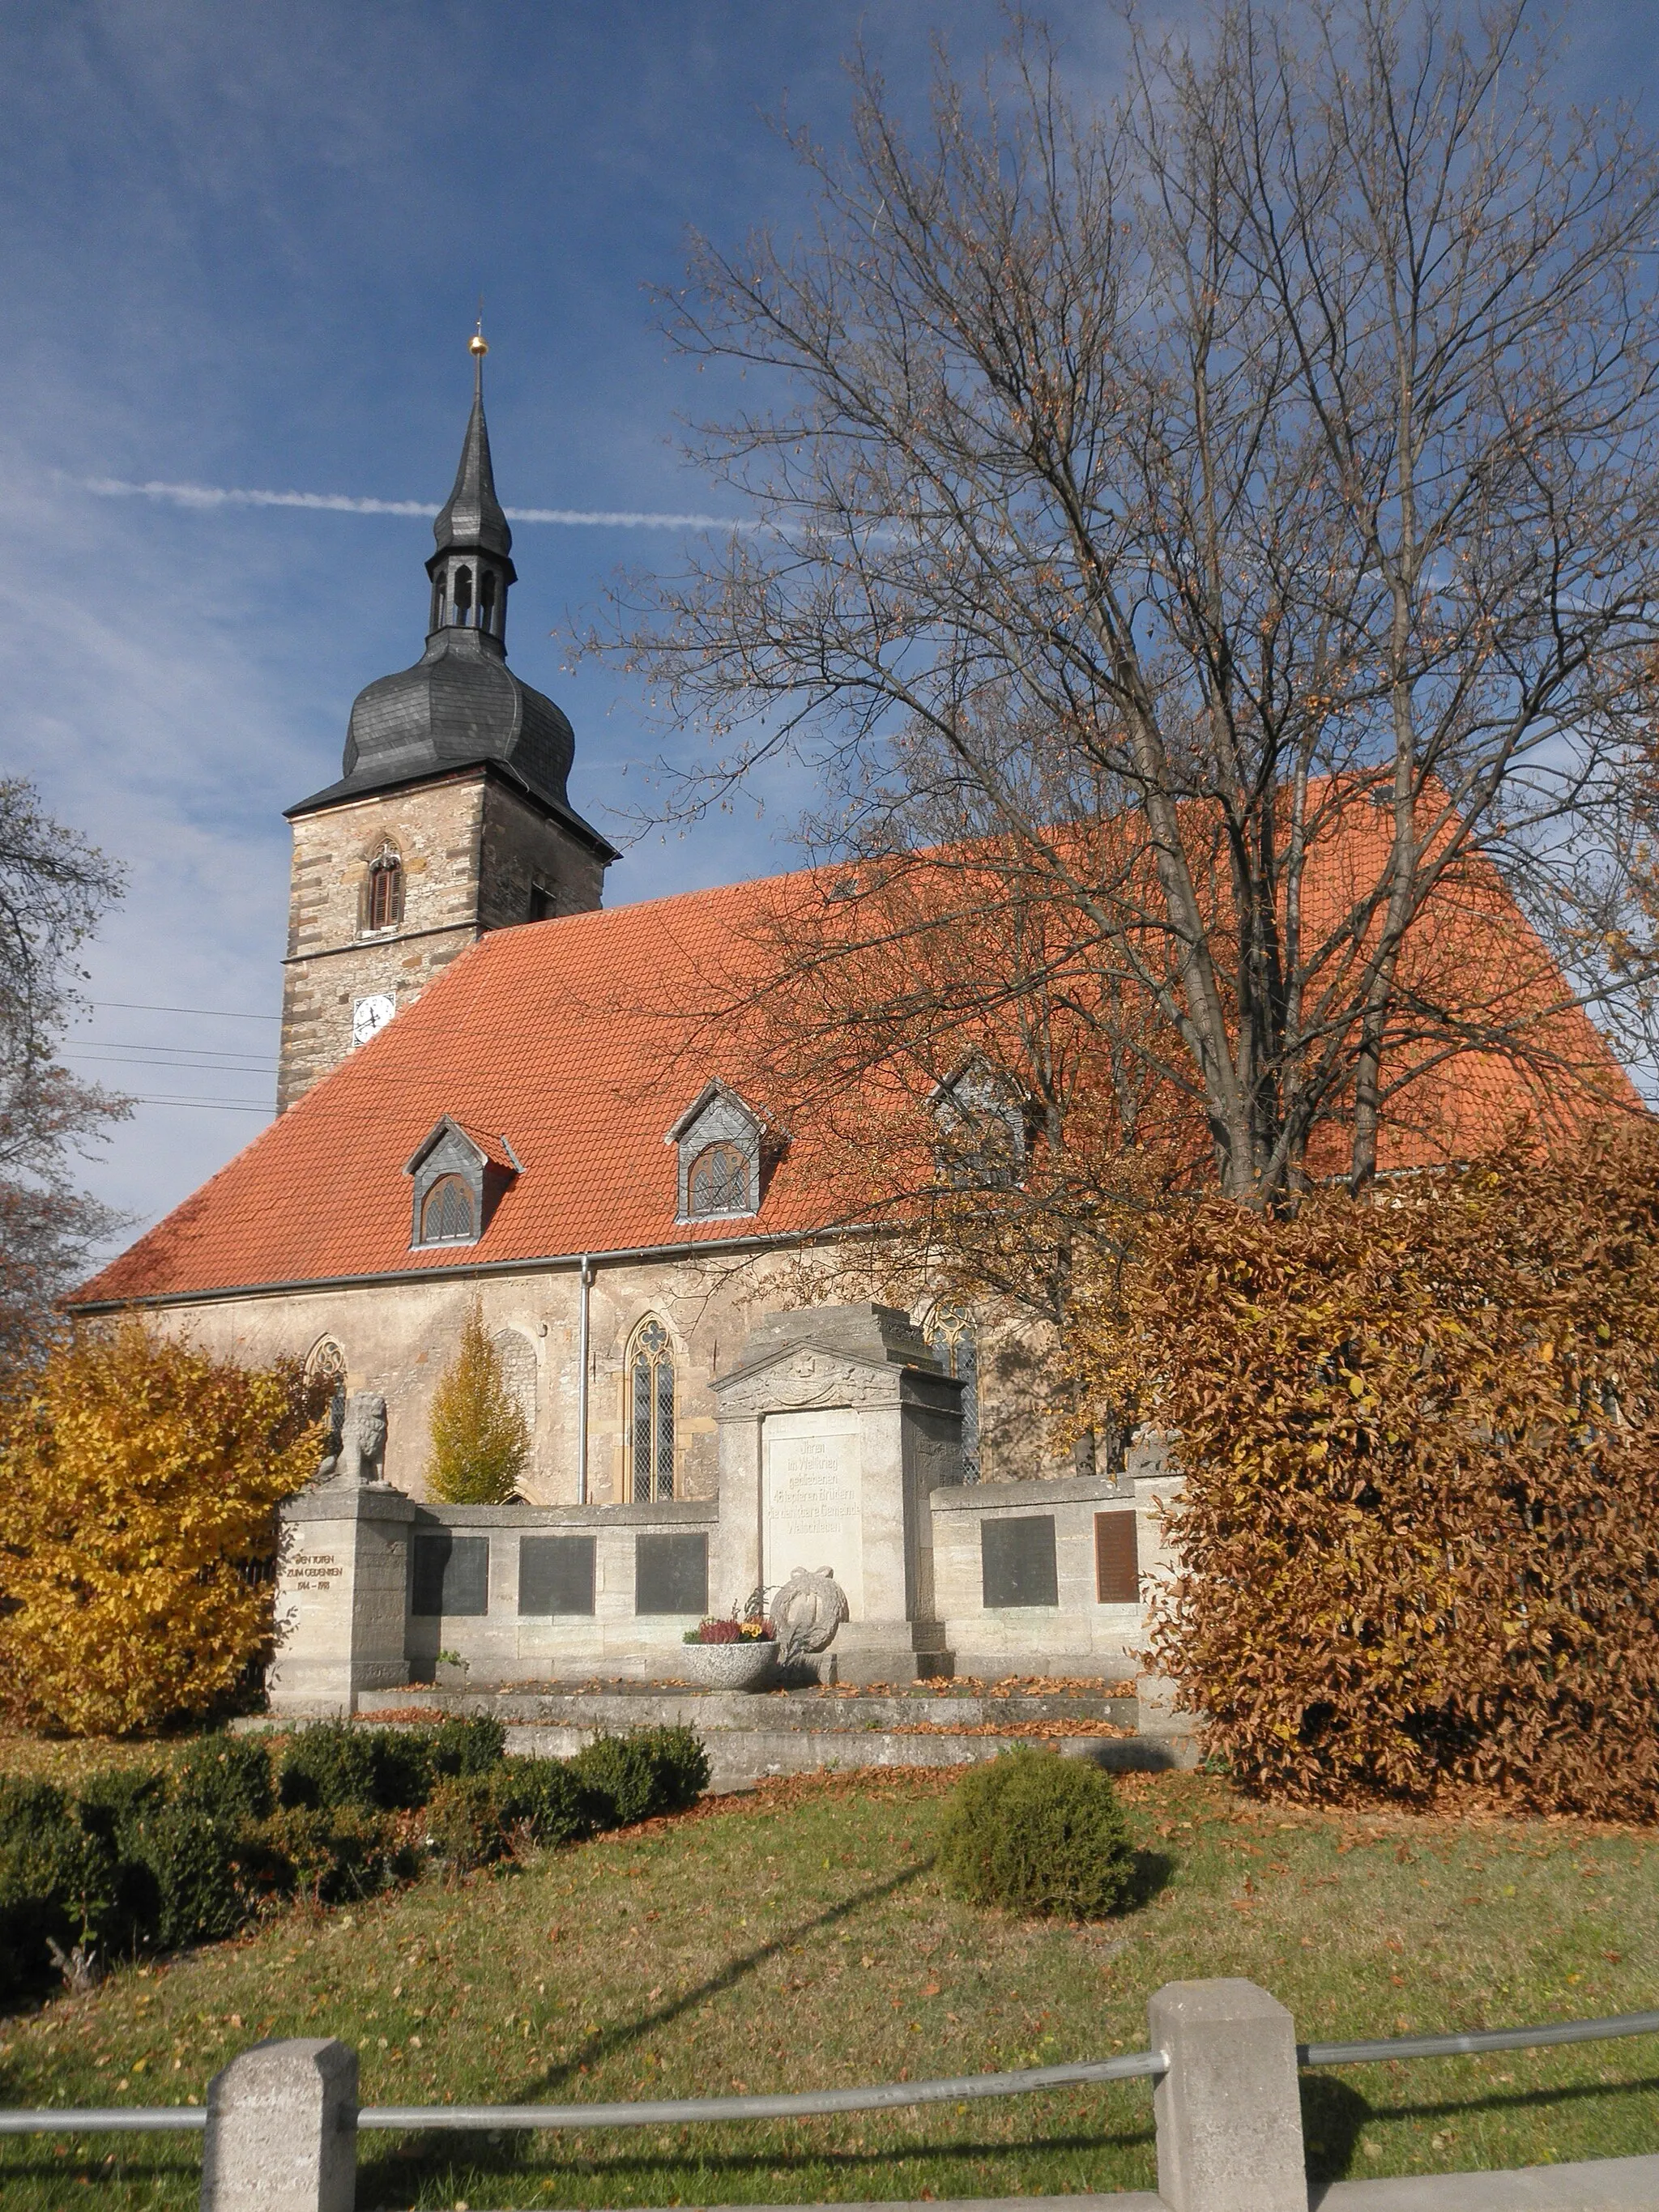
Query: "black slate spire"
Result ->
[[424, 330, 517, 649], [284, 333, 616, 863], [432, 335, 514, 565]]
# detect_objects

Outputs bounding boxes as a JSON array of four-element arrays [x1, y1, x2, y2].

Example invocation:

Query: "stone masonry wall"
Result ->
[[279, 777, 486, 1113], [277, 772, 606, 1112], [140, 1246, 812, 1506], [135, 1243, 1077, 1511], [476, 779, 608, 932]]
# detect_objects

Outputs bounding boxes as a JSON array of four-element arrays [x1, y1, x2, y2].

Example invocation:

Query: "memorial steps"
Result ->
[[350, 1677, 1196, 1793]]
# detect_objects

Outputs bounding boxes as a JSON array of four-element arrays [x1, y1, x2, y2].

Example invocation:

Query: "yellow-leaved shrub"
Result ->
[[0, 1321, 330, 1735], [425, 1304, 528, 1505]]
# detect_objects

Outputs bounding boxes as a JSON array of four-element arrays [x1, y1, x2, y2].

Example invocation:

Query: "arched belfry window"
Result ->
[[364, 842, 403, 933], [628, 1317, 675, 1502], [687, 1140, 749, 1218], [480, 569, 497, 633], [420, 1174, 475, 1245], [454, 565, 473, 623]]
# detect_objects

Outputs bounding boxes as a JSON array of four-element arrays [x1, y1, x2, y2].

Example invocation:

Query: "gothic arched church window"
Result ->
[[629, 1317, 675, 1502], [364, 843, 403, 932], [687, 1140, 750, 1218], [931, 1309, 983, 1484], [420, 1174, 476, 1245], [305, 1335, 348, 1439]]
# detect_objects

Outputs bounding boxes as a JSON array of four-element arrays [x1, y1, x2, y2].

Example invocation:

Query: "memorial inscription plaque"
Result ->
[[762, 1408, 864, 1617]]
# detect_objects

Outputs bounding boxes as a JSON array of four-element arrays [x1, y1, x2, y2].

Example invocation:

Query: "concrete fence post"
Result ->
[[1148, 1978, 1306, 2212], [199, 2037, 358, 2212]]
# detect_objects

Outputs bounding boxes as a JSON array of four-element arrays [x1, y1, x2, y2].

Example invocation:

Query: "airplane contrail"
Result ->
[[81, 476, 761, 531]]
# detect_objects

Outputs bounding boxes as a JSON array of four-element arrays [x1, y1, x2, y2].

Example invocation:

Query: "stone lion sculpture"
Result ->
[[318, 1391, 388, 1486], [769, 1566, 850, 1666]]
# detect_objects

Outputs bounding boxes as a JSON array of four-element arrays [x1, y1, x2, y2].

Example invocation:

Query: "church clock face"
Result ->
[[352, 993, 395, 1046]]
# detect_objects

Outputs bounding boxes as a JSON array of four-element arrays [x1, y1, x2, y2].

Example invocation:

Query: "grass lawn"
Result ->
[[1, 1763, 1656, 2210]]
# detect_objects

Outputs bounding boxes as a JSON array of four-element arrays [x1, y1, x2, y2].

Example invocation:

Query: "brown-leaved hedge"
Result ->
[[1072, 1123, 1659, 1818]]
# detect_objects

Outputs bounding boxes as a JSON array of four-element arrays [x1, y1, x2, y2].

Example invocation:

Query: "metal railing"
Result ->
[[2, 2004, 1657, 2137]]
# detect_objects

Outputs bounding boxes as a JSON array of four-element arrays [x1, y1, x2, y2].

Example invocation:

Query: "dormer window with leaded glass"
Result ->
[[665, 1080, 778, 1223]]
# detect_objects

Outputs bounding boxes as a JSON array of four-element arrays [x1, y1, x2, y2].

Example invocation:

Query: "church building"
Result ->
[[67, 347, 1638, 1688]]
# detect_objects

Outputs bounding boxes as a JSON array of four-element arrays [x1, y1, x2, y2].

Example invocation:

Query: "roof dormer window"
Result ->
[[665, 1080, 778, 1224], [688, 1140, 750, 1218], [420, 1174, 476, 1244], [930, 1055, 1031, 1190], [405, 1115, 520, 1250]]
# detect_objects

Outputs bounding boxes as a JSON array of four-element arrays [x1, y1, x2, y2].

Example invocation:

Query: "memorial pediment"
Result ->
[[713, 1304, 963, 1420], [713, 1344, 900, 1415]]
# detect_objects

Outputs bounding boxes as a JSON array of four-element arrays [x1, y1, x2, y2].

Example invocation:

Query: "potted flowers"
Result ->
[[680, 1613, 779, 1690]]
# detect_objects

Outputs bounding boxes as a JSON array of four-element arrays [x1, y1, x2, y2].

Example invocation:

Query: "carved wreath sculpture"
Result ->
[[769, 1566, 851, 1665]]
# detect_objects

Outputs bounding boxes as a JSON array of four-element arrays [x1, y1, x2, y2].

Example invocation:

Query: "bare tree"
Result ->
[[0, 779, 128, 1375], [611, 0, 1659, 1206]]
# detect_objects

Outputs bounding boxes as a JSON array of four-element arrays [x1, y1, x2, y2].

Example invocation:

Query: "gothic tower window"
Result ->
[[364, 843, 403, 933], [420, 1174, 476, 1244], [687, 1140, 750, 1218], [628, 1316, 675, 1502]]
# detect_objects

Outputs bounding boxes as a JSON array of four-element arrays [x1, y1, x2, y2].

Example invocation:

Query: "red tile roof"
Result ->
[[74, 848, 1642, 1308]]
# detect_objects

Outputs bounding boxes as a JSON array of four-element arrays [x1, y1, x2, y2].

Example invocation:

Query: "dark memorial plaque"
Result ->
[[410, 1532, 489, 1617], [981, 1515, 1059, 1609], [1094, 1511, 1140, 1603], [519, 1535, 597, 1617], [635, 1531, 709, 1616]]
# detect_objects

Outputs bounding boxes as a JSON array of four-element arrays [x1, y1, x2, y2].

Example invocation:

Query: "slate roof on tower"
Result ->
[[285, 339, 616, 857], [72, 829, 1642, 1311]]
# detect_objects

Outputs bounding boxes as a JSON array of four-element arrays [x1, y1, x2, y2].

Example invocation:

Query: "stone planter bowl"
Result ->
[[680, 1639, 780, 1691]]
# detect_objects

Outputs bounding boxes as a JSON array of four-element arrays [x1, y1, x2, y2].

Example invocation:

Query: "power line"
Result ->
[[67, 1049, 278, 1072], [90, 1000, 279, 1021], [71, 1041, 279, 1061], [130, 1095, 273, 1113]]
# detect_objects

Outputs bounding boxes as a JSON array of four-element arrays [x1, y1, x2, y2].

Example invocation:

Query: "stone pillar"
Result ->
[[200, 2036, 357, 2212], [266, 1480, 416, 1716], [1149, 1979, 1306, 2212], [712, 1305, 962, 1681], [1131, 1432, 1193, 1741]]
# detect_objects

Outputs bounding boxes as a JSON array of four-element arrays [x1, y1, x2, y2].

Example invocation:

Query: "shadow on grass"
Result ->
[[360, 1837, 1192, 2203], [360, 1853, 941, 2201], [359, 1844, 1172, 2205], [1125, 1849, 1177, 1909], [0, 2145, 200, 2195], [360, 2120, 1158, 2208], [1300, 2068, 1659, 2188]]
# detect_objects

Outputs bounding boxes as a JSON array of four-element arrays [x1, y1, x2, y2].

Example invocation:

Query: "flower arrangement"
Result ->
[[683, 1614, 776, 1646]]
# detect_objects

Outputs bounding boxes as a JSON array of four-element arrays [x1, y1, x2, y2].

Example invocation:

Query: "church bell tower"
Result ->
[[276, 334, 617, 1112]]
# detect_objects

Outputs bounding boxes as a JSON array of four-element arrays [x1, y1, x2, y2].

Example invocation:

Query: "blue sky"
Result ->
[[1, 0, 1648, 1252]]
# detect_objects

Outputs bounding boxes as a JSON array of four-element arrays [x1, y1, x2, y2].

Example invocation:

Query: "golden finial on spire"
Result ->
[[470, 300, 488, 360]]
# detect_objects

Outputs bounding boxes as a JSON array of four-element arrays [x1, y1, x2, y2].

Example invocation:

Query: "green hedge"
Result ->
[[0, 1719, 706, 2000]]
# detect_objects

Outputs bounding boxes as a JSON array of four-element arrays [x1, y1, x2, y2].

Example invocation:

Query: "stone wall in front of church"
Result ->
[[136, 1247, 1073, 1504]]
